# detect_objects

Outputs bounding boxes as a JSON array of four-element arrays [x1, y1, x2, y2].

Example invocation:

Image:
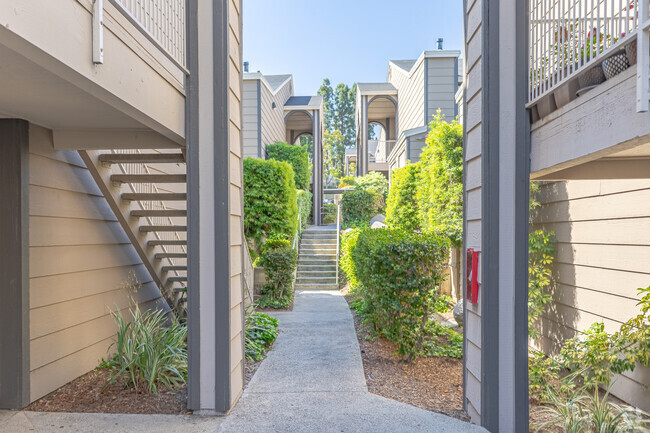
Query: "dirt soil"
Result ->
[[26, 369, 188, 414], [343, 291, 469, 422]]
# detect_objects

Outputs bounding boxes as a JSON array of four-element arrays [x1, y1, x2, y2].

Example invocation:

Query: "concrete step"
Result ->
[[297, 264, 337, 271], [296, 277, 338, 285], [294, 283, 339, 291], [297, 271, 336, 278], [301, 239, 337, 245], [298, 254, 337, 260], [302, 232, 337, 238], [299, 248, 337, 254], [298, 260, 337, 266], [303, 229, 337, 234]]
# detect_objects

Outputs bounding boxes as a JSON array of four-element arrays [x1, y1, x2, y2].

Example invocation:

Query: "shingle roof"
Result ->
[[285, 95, 323, 109], [264, 74, 292, 92], [390, 60, 417, 72], [356, 83, 397, 93]]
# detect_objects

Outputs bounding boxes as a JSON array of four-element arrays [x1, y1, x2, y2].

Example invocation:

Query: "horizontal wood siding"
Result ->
[[389, 62, 425, 137], [427, 57, 458, 121], [532, 179, 650, 411], [242, 80, 258, 158], [228, 0, 245, 406], [464, 0, 482, 423], [27, 124, 166, 402]]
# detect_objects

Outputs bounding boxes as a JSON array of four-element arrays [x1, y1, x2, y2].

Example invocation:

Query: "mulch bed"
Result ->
[[343, 290, 469, 422], [26, 369, 188, 414]]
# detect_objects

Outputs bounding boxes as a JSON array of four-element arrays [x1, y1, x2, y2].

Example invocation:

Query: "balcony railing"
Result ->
[[374, 140, 396, 163], [110, 0, 186, 69], [528, 0, 649, 107]]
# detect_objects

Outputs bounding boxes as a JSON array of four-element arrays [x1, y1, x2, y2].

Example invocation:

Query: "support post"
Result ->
[[187, 0, 239, 414], [312, 111, 322, 225], [0, 119, 30, 409]]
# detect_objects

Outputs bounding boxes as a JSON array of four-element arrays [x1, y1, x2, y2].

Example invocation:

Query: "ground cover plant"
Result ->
[[257, 239, 297, 309], [245, 308, 279, 361]]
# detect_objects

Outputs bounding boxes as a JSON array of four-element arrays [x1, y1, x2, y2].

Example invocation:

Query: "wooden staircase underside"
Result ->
[[80, 149, 187, 308]]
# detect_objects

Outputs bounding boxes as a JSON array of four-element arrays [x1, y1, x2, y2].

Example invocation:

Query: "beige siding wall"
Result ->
[[427, 57, 458, 121], [389, 62, 425, 137], [532, 179, 650, 411], [260, 80, 291, 149], [464, 0, 483, 423], [228, 0, 245, 406], [28, 124, 167, 402], [242, 80, 259, 158]]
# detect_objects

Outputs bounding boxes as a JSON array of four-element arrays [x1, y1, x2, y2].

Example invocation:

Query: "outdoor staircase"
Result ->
[[295, 227, 339, 291], [79, 149, 187, 310]]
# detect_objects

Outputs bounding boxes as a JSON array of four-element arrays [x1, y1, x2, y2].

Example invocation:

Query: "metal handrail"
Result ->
[[336, 203, 341, 284]]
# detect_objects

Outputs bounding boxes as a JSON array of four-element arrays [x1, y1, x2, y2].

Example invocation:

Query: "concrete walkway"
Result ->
[[1, 290, 486, 433]]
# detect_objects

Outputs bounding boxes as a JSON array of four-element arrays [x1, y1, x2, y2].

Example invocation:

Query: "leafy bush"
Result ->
[[416, 111, 463, 246], [528, 229, 556, 339], [341, 190, 379, 225], [355, 171, 389, 205], [245, 310, 279, 361], [322, 202, 337, 224], [102, 303, 187, 394], [243, 158, 298, 253], [343, 228, 450, 360], [266, 142, 310, 190], [386, 163, 421, 232], [342, 219, 371, 230], [297, 189, 312, 231], [258, 239, 297, 309], [340, 229, 362, 290], [338, 176, 356, 188]]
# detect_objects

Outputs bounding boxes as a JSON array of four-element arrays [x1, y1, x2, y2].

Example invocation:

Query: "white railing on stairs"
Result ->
[[528, 0, 649, 109], [336, 203, 341, 284]]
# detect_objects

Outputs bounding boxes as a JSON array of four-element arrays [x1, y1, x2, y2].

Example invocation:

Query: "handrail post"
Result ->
[[336, 203, 340, 285]]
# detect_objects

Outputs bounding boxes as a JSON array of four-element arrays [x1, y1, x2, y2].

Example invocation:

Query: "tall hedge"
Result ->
[[243, 158, 298, 252], [416, 112, 464, 246], [266, 142, 310, 190], [297, 189, 312, 231], [341, 228, 450, 360], [386, 163, 421, 232], [341, 190, 379, 225], [355, 171, 389, 210]]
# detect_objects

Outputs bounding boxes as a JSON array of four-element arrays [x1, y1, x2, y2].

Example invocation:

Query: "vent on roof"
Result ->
[[244, 61, 249, 72], [437, 38, 443, 50]]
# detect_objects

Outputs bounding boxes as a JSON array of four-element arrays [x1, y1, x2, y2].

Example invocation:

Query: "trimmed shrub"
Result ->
[[340, 229, 362, 290], [338, 176, 356, 189], [341, 190, 379, 225], [258, 239, 297, 309], [385, 163, 421, 232], [243, 158, 298, 253], [343, 228, 450, 360], [297, 189, 312, 231], [322, 202, 337, 224], [266, 142, 310, 190], [356, 171, 389, 210], [416, 111, 464, 246]]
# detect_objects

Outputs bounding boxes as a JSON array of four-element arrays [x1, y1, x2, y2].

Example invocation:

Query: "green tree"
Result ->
[[323, 129, 345, 184]]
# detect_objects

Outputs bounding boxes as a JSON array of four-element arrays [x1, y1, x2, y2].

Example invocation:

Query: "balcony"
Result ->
[[528, 0, 650, 179], [0, 0, 187, 147]]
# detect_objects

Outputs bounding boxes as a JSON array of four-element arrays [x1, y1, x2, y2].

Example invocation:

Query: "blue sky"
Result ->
[[242, 0, 464, 96]]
